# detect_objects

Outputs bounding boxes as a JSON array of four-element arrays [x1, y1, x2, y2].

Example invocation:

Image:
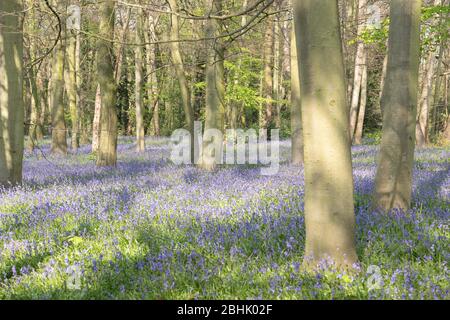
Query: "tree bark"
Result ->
[[135, 9, 145, 152], [168, 0, 195, 160], [51, 0, 68, 155], [290, 26, 303, 165], [96, 0, 118, 166], [373, 0, 421, 212], [114, 7, 131, 85], [144, 13, 160, 136], [354, 64, 368, 145], [26, 2, 42, 150], [273, 18, 281, 129], [0, 0, 24, 187], [92, 83, 101, 153], [65, 24, 79, 150], [200, 0, 225, 170], [294, 0, 358, 268], [261, 17, 274, 129], [349, 0, 368, 141]]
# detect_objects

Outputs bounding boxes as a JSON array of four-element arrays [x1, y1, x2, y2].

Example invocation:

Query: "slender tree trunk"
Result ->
[[65, 26, 79, 150], [200, 0, 225, 170], [294, 0, 358, 268], [168, 0, 195, 160], [230, 0, 248, 131], [27, 2, 42, 150], [144, 13, 160, 136], [373, 0, 421, 212], [96, 0, 118, 166], [0, 0, 24, 187], [37, 76, 48, 139], [273, 18, 281, 129], [135, 9, 145, 152], [75, 21, 82, 144], [378, 51, 388, 117], [28, 68, 41, 151], [416, 50, 435, 147], [92, 83, 101, 153], [114, 7, 131, 85], [51, 1, 68, 155], [261, 18, 274, 129], [354, 64, 368, 145], [290, 27, 303, 165], [349, 0, 367, 141]]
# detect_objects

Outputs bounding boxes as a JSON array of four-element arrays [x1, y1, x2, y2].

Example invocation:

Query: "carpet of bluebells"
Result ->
[[0, 137, 448, 299]]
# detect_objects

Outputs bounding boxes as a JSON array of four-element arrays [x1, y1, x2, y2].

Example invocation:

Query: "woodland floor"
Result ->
[[0, 137, 448, 299]]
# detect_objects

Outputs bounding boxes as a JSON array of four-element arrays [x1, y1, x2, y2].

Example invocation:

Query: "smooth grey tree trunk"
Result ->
[[168, 0, 195, 161], [290, 26, 303, 165], [373, 0, 421, 212], [294, 0, 358, 268], [144, 13, 160, 136], [92, 83, 101, 153], [261, 18, 274, 129], [51, 0, 68, 155], [200, 0, 225, 170], [0, 0, 24, 187], [65, 26, 79, 151], [354, 64, 368, 145], [96, 0, 118, 166], [135, 9, 145, 152], [349, 0, 367, 141]]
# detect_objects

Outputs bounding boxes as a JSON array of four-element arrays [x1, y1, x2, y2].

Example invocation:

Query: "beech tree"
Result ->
[[51, 0, 68, 155], [96, 0, 118, 166], [294, 0, 358, 268], [135, 7, 145, 152], [0, 0, 24, 187], [200, 0, 226, 170], [373, 0, 422, 212], [290, 27, 303, 165]]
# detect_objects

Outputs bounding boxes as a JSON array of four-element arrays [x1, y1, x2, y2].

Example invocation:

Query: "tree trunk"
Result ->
[[273, 18, 281, 129], [168, 0, 195, 160], [135, 9, 145, 152], [229, 0, 248, 131], [354, 64, 368, 145], [28, 68, 41, 151], [27, 3, 42, 151], [416, 51, 435, 148], [51, 1, 68, 155], [0, 0, 24, 187], [261, 18, 274, 129], [378, 51, 388, 117], [92, 83, 101, 153], [349, 0, 368, 141], [75, 21, 82, 144], [144, 13, 160, 136], [200, 0, 225, 170], [96, 0, 118, 166], [373, 0, 421, 212], [290, 27, 303, 165], [294, 0, 358, 268], [114, 7, 131, 85], [65, 25, 79, 151]]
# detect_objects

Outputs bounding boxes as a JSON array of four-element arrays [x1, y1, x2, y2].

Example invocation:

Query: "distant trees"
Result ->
[[373, 0, 422, 212], [0, 0, 24, 187], [294, 0, 357, 268]]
